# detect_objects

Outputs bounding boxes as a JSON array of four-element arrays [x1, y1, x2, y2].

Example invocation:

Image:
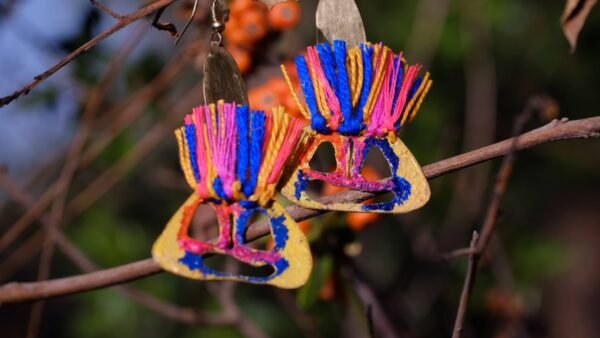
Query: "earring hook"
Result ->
[[174, 0, 200, 45], [209, 0, 226, 46]]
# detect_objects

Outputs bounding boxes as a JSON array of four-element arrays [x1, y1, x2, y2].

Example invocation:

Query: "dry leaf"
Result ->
[[255, 0, 297, 8], [561, 0, 597, 52], [316, 0, 366, 48]]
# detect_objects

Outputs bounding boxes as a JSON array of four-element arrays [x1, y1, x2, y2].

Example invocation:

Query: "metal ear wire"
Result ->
[[209, 0, 226, 46], [174, 0, 199, 45]]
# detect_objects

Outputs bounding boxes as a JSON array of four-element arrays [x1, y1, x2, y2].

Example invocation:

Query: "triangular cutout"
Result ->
[[309, 141, 336, 173]]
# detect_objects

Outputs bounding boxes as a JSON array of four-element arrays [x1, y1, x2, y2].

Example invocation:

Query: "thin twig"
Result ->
[[0, 46, 193, 256], [443, 96, 559, 259], [0, 84, 202, 278], [89, 0, 123, 19], [0, 170, 233, 326], [448, 97, 558, 338], [25, 24, 130, 337], [0, 116, 598, 303], [0, 0, 177, 107], [451, 231, 480, 338]]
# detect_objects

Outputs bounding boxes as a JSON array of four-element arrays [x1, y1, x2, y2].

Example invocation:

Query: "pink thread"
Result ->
[[193, 106, 210, 199], [267, 119, 305, 183], [391, 64, 422, 124]]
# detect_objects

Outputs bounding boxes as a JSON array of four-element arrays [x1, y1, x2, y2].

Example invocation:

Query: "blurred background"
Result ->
[[0, 0, 599, 337]]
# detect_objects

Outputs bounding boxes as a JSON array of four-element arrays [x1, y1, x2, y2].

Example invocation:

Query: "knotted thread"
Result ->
[[175, 102, 307, 206], [282, 40, 432, 138]]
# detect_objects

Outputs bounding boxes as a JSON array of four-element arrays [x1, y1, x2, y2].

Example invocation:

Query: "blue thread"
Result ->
[[270, 214, 289, 250], [409, 77, 423, 101], [236, 105, 250, 194], [354, 43, 374, 132], [296, 56, 330, 134], [274, 258, 289, 274], [213, 176, 229, 200], [359, 137, 413, 211], [236, 206, 258, 244], [334, 40, 361, 136], [245, 110, 266, 197], [317, 42, 337, 94], [184, 124, 200, 181], [294, 170, 308, 200], [179, 251, 206, 271], [363, 137, 399, 172], [392, 56, 404, 113]]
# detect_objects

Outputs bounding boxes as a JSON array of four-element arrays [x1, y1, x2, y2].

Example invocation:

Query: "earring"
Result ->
[[152, 0, 312, 288], [279, 0, 433, 214]]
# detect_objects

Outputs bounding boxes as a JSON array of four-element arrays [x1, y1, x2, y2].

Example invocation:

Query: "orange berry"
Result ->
[[282, 94, 302, 118], [269, 1, 301, 30], [267, 77, 289, 97], [249, 86, 280, 111], [347, 212, 379, 231], [240, 9, 268, 42], [229, 0, 253, 16], [224, 27, 252, 46], [228, 46, 252, 74]]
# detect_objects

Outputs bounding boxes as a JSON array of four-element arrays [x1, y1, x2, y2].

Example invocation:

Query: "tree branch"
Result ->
[[0, 0, 177, 107], [451, 231, 480, 338], [0, 116, 598, 303]]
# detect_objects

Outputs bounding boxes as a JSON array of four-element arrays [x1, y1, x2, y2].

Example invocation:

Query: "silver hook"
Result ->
[[174, 0, 200, 45], [209, 0, 225, 46]]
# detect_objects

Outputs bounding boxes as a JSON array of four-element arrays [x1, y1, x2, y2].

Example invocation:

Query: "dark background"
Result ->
[[0, 0, 599, 337]]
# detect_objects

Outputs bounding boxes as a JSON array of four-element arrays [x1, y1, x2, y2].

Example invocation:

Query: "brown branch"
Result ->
[[25, 29, 147, 338], [0, 170, 233, 327], [0, 84, 202, 278], [0, 0, 177, 107], [451, 231, 480, 338], [0, 47, 193, 256], [89, 0, 123, 20], [443, 96, 558, 259], [0, 116, 598, 303], [448, 97, 556, 338]]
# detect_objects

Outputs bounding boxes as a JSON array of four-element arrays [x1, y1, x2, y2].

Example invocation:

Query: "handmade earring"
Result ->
[[279, 0, 433, 213], [152, 0, 312, 288]]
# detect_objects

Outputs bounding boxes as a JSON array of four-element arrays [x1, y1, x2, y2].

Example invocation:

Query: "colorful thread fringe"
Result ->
[[282, 40, 432, 138], [153, 102, 312, 288], [175, 102, 307, 206]]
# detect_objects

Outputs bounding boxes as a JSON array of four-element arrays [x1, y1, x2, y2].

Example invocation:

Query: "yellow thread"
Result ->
[[209, 103, 217, 138], [307, 55, 331, 120], [401, 72, 431, 126], [202, 121, 218, 199], [348, 48, 357, 105], [409, 78, 432, 123], [175, 128, 197, 189], [281, 65, 310, 119], [253, 107, 291, 203], [353, 47, 364, 107], [363, 46, 390, 122], [231, 180, 244, 200], [387, 131, 397, 144]]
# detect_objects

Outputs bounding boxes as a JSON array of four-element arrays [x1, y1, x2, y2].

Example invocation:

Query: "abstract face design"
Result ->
[[282, 133, 430, 213], [280, 40, 432, 213], [153, 103, 312, 288]]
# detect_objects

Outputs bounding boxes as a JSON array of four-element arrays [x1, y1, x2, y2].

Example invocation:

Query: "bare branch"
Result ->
[[89, 0, 123, 20], [444, 96, 559, 260], [451, 231, 480, 338], [0, 116, 598, 303], [0, 0, 177, 107]]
